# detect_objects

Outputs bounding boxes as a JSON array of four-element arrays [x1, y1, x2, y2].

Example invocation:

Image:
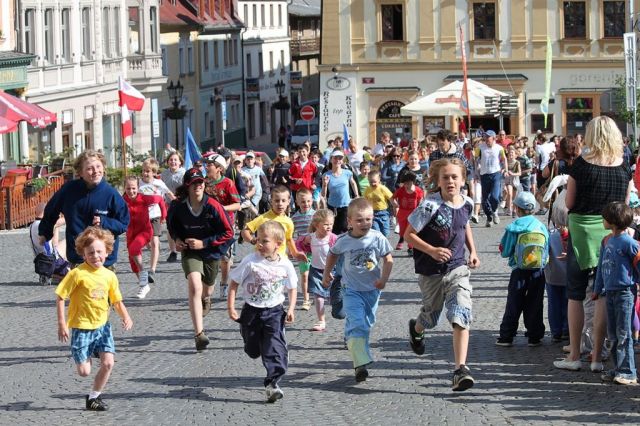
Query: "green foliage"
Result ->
[[28, 177, 49, 192], [105, 165, 143, 190], [613, 76, 640, 125]]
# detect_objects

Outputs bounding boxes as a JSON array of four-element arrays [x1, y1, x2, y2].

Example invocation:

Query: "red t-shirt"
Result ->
[[394, 186, 424, 212], [205, 176, 240, 222]]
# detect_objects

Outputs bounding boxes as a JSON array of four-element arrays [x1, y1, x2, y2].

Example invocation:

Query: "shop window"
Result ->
[[531, 114, 554, 133], [565, 97, 593, 135], [381, 5, 404, 41]]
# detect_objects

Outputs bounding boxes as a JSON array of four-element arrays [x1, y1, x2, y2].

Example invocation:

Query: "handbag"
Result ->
[[536, 160, 558, 206]]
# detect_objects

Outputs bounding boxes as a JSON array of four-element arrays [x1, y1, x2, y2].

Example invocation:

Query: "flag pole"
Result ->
[[459, 23, 472, 132], [122, 132, 128, 178]]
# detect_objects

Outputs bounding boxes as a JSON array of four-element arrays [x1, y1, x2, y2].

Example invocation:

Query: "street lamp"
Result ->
[[166, 80, 186, 151], [273, 79, 290, 130]]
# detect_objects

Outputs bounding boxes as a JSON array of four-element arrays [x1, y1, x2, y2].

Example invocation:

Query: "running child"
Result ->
[[322, 198, 394, 382], [55, 226, 133, 411], [296, 209, 337, 331], [228, 221, 298, 403], [123, 176, 166, 299], [404, 158, 480, 391], [363, 170, 394, 237], [291, 188, 316, 310], [139, 158, 174, 283], [392, 171, 424, 255], [167, 168, 235, 351], [160, 151, 186, 262]]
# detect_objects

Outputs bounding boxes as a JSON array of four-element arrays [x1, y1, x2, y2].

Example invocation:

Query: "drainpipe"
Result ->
[[240, 22, 247, 148]]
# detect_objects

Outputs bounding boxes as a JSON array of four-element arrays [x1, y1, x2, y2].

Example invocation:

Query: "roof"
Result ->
[[0, 51, 36, 67], [289, 0, 321, 17], [160, 0, 244, 30]]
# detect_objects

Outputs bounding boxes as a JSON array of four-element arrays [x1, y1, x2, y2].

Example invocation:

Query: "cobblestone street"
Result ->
[[1, 221, 639, 425]]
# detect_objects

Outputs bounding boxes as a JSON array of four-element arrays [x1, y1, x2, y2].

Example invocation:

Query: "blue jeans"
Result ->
[[520, 175, 531, 192], [606, 288, 637, 381], [344, 287, 380, 367], [480, 172, 502, 218], [372, 210, 390, 237], [546, 284, 568, 337]]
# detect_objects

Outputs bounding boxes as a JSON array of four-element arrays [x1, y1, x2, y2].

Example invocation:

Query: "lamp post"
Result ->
[[273, 79, 290, 145], [166, 80, 186, 151]]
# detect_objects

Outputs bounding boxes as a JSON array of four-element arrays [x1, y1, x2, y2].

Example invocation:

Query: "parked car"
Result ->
[[290, 118, 319, 148]]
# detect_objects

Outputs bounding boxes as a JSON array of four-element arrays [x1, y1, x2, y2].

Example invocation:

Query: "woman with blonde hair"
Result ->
[[554, 116, 633, 372]]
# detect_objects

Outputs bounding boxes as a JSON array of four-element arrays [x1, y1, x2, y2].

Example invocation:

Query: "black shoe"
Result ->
[[409, 319, 425, 355], [86, 395, 107, 411], [202, 297, 212, 317], [195, 331, 210, 351], [148, 270, 155, 284], [495, 338, 513, 347], [355, 365, 369, 382], [407, 248, 414, 257], [528, 339, 542, 347], [166, 252, 178, 263], [452, 365, 475, 391], [552, 334, 563, 343]]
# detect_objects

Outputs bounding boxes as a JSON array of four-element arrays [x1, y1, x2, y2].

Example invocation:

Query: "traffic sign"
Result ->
[[300, 105, 315, 121]]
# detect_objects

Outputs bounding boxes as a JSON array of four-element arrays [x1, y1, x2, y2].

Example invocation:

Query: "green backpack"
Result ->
[[514, 231, 548, 270]]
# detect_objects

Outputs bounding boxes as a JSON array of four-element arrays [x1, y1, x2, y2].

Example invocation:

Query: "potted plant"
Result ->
[[25, 177, 49, 196]]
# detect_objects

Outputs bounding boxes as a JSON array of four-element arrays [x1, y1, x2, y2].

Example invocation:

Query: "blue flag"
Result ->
[[342, 123, 349, 151], [184, 127, 202, 170]]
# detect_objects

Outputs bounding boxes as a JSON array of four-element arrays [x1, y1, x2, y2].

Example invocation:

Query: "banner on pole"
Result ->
[[624, 32, 637, 111]]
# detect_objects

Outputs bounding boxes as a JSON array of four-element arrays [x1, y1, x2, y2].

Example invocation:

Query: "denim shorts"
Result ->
[[70, 322, 115, 364]]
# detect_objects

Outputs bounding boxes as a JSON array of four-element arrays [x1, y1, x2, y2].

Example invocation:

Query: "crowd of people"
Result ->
[[36, 115, 640, 411]]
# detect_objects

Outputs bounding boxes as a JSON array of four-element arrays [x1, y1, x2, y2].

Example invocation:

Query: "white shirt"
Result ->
[[536, 142, 556, 170], [372, 143, 385, 156], [139, 178, 171, 219], [477, 143, 504, 175], [310, 233, 331, 269], [229, 252, 298, 308], [347, 150, 365, 170]]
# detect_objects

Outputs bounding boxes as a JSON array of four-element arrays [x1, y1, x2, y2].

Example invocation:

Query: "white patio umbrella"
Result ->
[[400, 79, 509, 116]]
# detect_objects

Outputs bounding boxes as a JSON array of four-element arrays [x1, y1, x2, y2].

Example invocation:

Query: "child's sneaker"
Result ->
[[408, 319, 425, 355], [590, 361, 604, 372], [452, 365, 475, 391], [528, 339, 542, 347], [136, 284, 150, 299], [493, 214, 500, 225], [166, 252, 178, 263], [194, 331, 210, 351], [220, 284, 228, 300], [613, 376, 638, 385], [86, 395, 107, 411], [301, 299, 312, 311], [395, 242, 404, 250], [265, 383, 284, 402], [202, 297, 212, 317], [470, 214, 479, 224], [310, 321, 326, 332], [495, 338, 513, 347], [355, 365, 369, 382]]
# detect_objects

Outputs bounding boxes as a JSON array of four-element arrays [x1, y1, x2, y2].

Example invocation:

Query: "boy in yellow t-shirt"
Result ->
[[241, 185, 307, 261], [55, 227, 133, 412], [364, 170, 394, 237]]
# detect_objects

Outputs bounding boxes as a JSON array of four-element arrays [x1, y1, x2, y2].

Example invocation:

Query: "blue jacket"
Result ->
[[594, 232, 640, 295], [499, 215, 549, 268], [39, 178, 130, 266]]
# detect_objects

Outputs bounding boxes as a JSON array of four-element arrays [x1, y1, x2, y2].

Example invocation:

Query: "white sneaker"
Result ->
[[220, 284, 229, 300], [500, 200, 506, 209], [590, 361, 604, 372], [470, 214, 479, 224], [136, 284, 151, 299], [139, 270, 149, 286], [493, 214, 500, 225], [265, 383, 284, 403]]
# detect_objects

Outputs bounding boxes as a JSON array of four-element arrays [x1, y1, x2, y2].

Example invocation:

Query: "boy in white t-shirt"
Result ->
[[228, 221, 298, 403], [139, 158, 175, 283]]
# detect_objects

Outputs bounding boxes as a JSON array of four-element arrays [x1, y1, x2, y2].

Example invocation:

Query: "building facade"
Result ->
[[159, 0, 245, 151], [289, 0, 321, 109], [320, 0, 632, 147], [14, 0, 165, 166], [239, 0, 291, 146]]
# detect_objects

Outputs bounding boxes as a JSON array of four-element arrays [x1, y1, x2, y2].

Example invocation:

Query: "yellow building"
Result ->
[[320, 0, 632, 146]]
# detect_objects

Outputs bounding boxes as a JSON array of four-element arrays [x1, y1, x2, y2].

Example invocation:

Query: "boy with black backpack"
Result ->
[[496, 191, 549, 347]]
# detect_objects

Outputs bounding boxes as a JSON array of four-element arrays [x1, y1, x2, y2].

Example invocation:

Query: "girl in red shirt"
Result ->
[[392, 171, 424, 255]]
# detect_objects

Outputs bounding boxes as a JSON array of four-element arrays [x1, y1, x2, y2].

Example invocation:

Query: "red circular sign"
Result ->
[[300, 105, 315, 121]]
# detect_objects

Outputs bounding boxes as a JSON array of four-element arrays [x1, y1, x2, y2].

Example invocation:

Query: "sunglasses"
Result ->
[[393, 155, 401, 158]]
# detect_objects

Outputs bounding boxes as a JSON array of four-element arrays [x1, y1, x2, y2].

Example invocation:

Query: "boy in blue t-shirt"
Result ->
[[322, 198, 393, 382], [496, 191, 549, 347]]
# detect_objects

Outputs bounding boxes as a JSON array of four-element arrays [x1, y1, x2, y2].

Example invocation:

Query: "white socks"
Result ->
[[89, 390, 101, 399]]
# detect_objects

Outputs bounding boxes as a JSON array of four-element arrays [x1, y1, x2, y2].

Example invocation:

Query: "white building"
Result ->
[[15, 0, 166, 166], [239, 0, 291, 146]]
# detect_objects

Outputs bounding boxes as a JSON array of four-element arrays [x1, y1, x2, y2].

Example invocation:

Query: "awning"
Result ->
[[0, 91, 57, 127], [0, 116, 18, 134]]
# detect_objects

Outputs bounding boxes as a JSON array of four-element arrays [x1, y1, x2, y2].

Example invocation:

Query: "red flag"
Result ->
[[459, 24, 471, 130], [121, 104, 133, 139], [118, 77, 145, 111]]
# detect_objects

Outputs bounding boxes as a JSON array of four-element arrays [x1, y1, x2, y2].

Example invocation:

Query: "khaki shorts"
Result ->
[[417, 265, 473, 330], [181, 252, 220, 286]]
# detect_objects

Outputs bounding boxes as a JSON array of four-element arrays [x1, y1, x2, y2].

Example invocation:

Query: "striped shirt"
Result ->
[[291, 208, 315, 237]]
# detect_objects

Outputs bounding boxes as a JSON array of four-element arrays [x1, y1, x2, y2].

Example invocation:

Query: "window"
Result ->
[[82, 7, 92, 60], [23, 9, 35, 55], [260, 102, 267, 135], [270, 5, 273, 27], [258, 52, 263, 77], [531, 114, 554, 133], [102, 8, 110, 58], [244, 4, 248, 24], [43, 9, 53, 63], [179, 46, 185, 75], [188, 44, 194, 73], [150, 7, 158, 52], [269, 51, 274, 73], [204, 112, 210, 137], [253, 5, 257, 27], [565, 96, 593, 135], [248, 103, 256, 139], [472, 2, 496, 40], [563, 1, 586, 38], [203, 41, 209, 71], [603, 1, 625, 38], [114, 8, 121, 56], [381, 5, 403, 41], [246, 53, 252, 77], [60, 9, 71, 62], [128, 7, 141, 54], [214, 41, 219, 68], [161, 46, 168, 75], [278, 5, 282, 26], [261, 5, 265, 27]]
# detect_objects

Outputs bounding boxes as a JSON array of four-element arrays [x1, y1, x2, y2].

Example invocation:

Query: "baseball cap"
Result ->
[[183, 167, 205, 186], [278, 150, 289, 157], [233, 154, 246, 163], [203, 152, 227, 168], [331, 150, 345, 157], [513, 191, 536, 211], [245, 151, 256, 158], [484, 130, 496, 138]]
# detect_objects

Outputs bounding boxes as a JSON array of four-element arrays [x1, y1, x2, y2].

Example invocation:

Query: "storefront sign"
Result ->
[[0, 66, 28, 89], [376, 100, 411, 141], [319, 72, 357, 147]]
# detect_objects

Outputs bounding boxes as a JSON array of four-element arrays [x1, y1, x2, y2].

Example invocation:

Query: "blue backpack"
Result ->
[[514, 231, 549, 270]]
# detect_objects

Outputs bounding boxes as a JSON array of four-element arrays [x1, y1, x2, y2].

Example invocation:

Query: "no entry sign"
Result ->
[[300, 105, 315, 121]]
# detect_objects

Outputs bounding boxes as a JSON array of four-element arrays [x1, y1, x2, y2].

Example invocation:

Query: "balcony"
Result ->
[[126, 54, 164, 81], [290, 38, 320, 57]]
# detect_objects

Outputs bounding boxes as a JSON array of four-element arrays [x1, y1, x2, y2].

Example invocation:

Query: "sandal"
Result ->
[[301, 300, 312, 311], [310, 321, 326, 332]]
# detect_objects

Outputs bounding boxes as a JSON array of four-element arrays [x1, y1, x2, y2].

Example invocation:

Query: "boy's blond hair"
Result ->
[[257, 220, 286, 243], [296, 188, 312, 202], [271, 185, 291, 199], [73, 150, 106, 175], [347, 197, 373, 217], [75, 226, 115, 256], [142, 158, 160, 173], [367, 170, 381, 181]]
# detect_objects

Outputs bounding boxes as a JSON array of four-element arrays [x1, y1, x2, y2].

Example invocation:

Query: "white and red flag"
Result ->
[[121, 104, 133, 139], [118, 77, 145, 111]]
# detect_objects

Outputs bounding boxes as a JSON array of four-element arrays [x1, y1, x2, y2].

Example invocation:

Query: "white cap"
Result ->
[[245, 151, 256, 158], [234, 155, 246, 163], [278, 150, 289, 157], [331, 150, 345, 157]]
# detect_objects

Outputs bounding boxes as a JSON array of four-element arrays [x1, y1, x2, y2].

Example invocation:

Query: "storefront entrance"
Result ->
[[376, 100, 412, 143]]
